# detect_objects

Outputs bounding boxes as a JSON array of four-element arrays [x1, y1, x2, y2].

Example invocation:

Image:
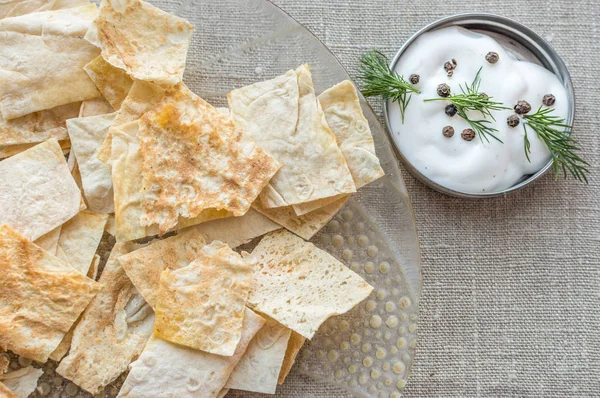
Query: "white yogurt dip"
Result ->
[[387, 26, 570, 193]]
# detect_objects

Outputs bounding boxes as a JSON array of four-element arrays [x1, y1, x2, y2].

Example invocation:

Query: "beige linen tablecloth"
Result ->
[[254, 1, 599, 397]]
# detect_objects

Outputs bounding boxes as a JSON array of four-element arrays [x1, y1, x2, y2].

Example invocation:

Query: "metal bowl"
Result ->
[[383, 13, 575, 199]]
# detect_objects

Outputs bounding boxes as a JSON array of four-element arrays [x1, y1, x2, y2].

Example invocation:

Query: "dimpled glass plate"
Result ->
[[14, 0, 421, 397]]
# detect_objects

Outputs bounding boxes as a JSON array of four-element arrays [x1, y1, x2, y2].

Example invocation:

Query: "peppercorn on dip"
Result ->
[[0, 0, 382, 396], [387, 26, 570, 193]]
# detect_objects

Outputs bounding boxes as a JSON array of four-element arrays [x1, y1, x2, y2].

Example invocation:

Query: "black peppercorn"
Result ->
[[507, 114, 520, 128], [542, 94, 556, 106], [514, 100, 532, 115], [445, 104, 457, 117], [461, 129, 476, 141], [444, 60, 456, 77], [485, 51, 499, 64], [442, 126, 454, 138], [409, 74, 420, 85], [437, 83, 451, 97]]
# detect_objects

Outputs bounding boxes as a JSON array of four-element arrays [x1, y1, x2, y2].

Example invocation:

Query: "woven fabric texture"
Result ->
[[263, 1, 600, 397]]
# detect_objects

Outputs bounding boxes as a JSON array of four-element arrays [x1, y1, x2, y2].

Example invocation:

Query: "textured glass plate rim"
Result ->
[[383, 12, 576, 199]]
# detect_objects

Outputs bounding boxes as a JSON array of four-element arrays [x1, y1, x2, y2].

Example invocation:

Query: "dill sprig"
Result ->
[[523, 106, 589, 183], [424, 67, 510, 143], [358, 50, 420, 123]]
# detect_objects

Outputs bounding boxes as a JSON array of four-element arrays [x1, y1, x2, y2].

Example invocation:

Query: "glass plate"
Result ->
[[18, 1, 422, 397]]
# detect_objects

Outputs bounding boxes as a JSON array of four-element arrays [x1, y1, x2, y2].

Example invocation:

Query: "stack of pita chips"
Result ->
[[0, 0, 384, 396]]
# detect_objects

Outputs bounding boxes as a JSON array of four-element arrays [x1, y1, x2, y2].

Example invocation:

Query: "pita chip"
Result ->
[[0, 224, 101, 362], [48, 250, 100, 362], [67, 112, 117, 213], [88, 253, 101, 280], [278, 331, 306, 384], [0, 102, 80, 155], [104, 214, 116, 236], [118, 309, 265, 398], [58, 211, 108, 274], [119, 213, 278, 309], [57, 242, 154, 395], [0, 356, 8, 374], [0, 139, 82, 241], [0, 0, 90, 19], [33, 226, 61, 256], [138, 85, 280, 234], [0, 382, 17, 398], [228, 65, 355, 210], [154, 241, 254, 356], [111, 123, 227, 241], [318, 80, 384, 188], [79, 97, 114, 117], [248, 230, 373, 339], [253, 195, 349, 241], [110, 123, 157, 241], [67, 150, 85, 202], [225, 316, 292, 394], [0, 366, 43, 398], [0, 5, 100, 120], [119, 228, 207, 309], [84, 56, 133, 110], [86, 0, 193, 85], [0, 140, 70, 159], [96, 80, 165, 164], [194, 208, 280, 249]]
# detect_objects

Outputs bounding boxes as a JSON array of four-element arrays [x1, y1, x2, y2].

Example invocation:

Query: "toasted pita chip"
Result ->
[[88, 253, 101, 280], [0, 382, 16, 398], [48, 319, 77, 362], [48, 251, 100, 363], [110, 123, 157, 241], [119, 308, 264, 398], [85, 0, 193, 85], [33, 225, 61, 255], [0, 356, 8, 374], [194, 208, 280, 249], [253, 195, 349, 241], [225, 316, 292, 394], [58, 211, 108, 274], [248, 230, 373, 339], [104, 214, 116, 236], [0, 224, 101, 362], [138, 85, 280, 234], [278, 331, 306, 384], [111, 124, 228, 242], [57, 242, 154, 394], [0, 366, 43, 398], [0, 0, 90, 19], [67, 112, 116, 212], [0, 102, 80, 152], [0, 139, 70, 159], [228, 65, 355, 210], [154, 241, 253, 356], [79, 97, 114, 117], [291, 194, 346, 217], [0, 139, 82, 241], [318, 80, 384, 188], [119, 212, 278, 309], [119, 228, 207, 309], [0, 5, 100, 120], [66, 150, 85, 205], [97, 80, 165, 164], [84, 56, 133, 110]]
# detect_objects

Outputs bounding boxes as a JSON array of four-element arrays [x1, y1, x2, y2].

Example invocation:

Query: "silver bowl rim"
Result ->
[[383, 12, 576, 199]]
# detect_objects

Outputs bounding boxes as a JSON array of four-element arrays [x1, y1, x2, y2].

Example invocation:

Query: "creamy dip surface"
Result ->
[[388, 26, 570, 193]]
